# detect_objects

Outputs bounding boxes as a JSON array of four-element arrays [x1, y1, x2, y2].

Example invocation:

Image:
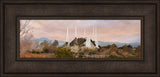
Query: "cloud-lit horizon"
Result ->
[[20, 20, 141, 43]]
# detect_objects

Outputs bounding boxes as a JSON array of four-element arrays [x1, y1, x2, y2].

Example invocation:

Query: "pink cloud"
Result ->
[[20, 20, 141, 43]]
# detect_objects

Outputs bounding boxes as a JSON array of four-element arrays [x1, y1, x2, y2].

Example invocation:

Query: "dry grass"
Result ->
[[20, 52, 50, 58]]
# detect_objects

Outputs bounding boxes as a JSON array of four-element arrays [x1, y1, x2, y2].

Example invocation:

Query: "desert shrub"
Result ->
[[89, 50, 98, 55], [42, 47, 50, 53], [28, 50, 41, 54], [40, 40, 50, 48], [82, 48, 95, 52], [102, 45, 111, 49], [62, 42, 69, 47], [51, 40, 59, 47], [40, 40, 59, 53], [122, 45, 132, 52], [126, 54, 137, 58], [127, 45, 133, 48], [98, 45, 101, 51], [118, 47, 123, 49], [107, 55, 123, 58], [135, 46, 141, 57], [81, 48, 90, 52], [54, 47, 74, 58], [27, 50, 32, 53], [132, 52, 136, 55], [78, 54, 84, 58], [115, 55, 123, 58], [81, 48, 98, 55], [108, 44, 118, 55], [99, 48, 107, 52], [50, 54, 56, 58]]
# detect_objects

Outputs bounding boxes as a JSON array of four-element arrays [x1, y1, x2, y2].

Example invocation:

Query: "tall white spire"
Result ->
[[75, 25, 77, 38], [95, 25, 97, 41], [95, 25, 99, 48], [66, 25, 69, 46], [85, 38, 91, 48], [92, 25, 95, 41], [83, 29, 86, 38], [92, 25, 99, 48]]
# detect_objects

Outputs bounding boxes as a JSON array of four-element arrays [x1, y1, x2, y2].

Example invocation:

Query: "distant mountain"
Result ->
[[37, 38, 66, 46], [98, 41, 140, 47], [37, 38, 140, 47]]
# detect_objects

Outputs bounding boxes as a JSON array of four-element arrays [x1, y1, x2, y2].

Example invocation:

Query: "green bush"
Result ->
[[89, 50, 98, 55], [42, 47, 50, 53], [82, 48, 98, 54], [78, 54, 84, 58], [102, 45, 111, 49], [122, 45, 132, 52], [54, 47, 74, 58], [115, 55, 123, 58], [108, 44, 118, 55], [107, 55, 123, 58], [135, 46, 141, 57], [28, 50, 41, 54], [125, 54, 137, 58]]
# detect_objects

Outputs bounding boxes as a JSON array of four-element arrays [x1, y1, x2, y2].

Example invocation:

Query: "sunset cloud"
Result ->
[[20, 20, 141, 43]]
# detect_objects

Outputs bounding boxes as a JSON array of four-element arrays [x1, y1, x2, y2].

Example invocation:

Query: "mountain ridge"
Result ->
[[37, 38, 140, 47]]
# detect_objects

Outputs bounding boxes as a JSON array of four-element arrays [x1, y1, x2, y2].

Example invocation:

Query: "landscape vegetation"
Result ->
[[20, 38, 141, 58]]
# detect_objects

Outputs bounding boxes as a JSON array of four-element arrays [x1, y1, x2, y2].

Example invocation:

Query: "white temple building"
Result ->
[[66, 25, 99, 48]]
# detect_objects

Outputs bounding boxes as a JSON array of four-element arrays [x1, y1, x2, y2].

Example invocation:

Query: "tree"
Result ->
[[103, 45, 111, 49], [112, 44, 117, 48], [123, 45, 132, 52], [135, 46, 141, 57], [48, 40, 59, 53], [54, 47, 74, 58], [118, 47, 123, 49], [40, 40, 50, 48], [31, 40, 40, 50], [108, 44, 118, 55], [62, 42, 68, 47], [127, 45, 133, 48], [20, 20, 35, 54], [20, 20, 32, 40], [40, 40, 53, 53], [52, 40, 59, 47], [42, 47, 50, 53]]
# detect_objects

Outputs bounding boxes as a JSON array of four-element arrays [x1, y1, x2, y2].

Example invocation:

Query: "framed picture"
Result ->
[[17, 17, 143, 60], [0, 0, 160, 77]]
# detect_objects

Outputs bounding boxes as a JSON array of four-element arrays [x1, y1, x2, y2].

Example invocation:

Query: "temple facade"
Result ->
[[65, 25, 99, 48]]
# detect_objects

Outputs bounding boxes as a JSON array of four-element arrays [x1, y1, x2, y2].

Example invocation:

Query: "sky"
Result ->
[[20, 20, 141, 43]]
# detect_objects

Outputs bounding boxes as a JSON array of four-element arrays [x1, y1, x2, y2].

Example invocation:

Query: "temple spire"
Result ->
[[95, 25, 99, 48], [92, 25, 95, 41], [75, 25, 77, 38], [84, 29, 86, 38], [66, 25, 69, 46]]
